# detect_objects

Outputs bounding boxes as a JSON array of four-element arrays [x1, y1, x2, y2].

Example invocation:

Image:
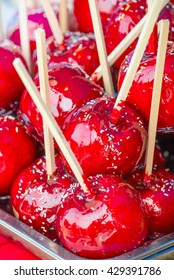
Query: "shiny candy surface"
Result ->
[[127, 169, 174, 239], [18, 62, 104, 146], [74, 0, 118, 33], [10, 155, 74, 241], [55, 174, 148, 259], [0, 116, 36, 196], [105, 0, 146, 68], [34, 31, 100, 76], [0, 40, 26, 114], [118, 42, 174, 132], [63, 96, 147, 177]]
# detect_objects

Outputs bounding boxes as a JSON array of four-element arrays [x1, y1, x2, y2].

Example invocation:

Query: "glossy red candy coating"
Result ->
[[105, 0, 146, 68], [63, 96, 147, 177], [0, 40, 26, 114], [7, 6, 59, 54], [127, 169, 174, 239], [0, 116, 36, 196], [10, 155, 74, 241], [74, 0, 118, 33], [18, 62, 104, 145], [55, 174, 148, 259], [118, 42, 174, 132], [33, 32, 100, 76]]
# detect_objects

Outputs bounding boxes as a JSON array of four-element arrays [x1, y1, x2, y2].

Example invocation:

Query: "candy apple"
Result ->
[[74, 0, 119, 33], [7, 5, 59, 54], [10, 155, 74, 241], [118, 42, 174, 132], [0, 40, 26, 115], [127, 169, 174, 239], [33, 31, 100, 76], [55, 174, 148, 259], [62, 96, 147, 177], [0, 116, 36, 196], [18, 62, 104, 145], [105, 0, 146, 68]]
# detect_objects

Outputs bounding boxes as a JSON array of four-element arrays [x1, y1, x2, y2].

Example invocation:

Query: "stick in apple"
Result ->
[[13, 58, 95, 200], [144, 20, 170, 181], [42, 0, 63, 44], [18, 0, 32, 74], [35, 28, 56, 179], [0, 1, 4, 41], [109, 0, 170, 124], [59, 0, 68, 32], [88, 0, 114, 98]]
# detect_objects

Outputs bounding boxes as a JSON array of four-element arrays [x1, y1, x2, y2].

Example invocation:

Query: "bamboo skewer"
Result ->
[[0, 2, 4, 41], [13, 58, 95, 199], [35, 28, 56, 179], [59, 0, 68, 32], [144, 20, 170, 181], [109, 0, 170, 124], [42, 0, 63, 44], [147, 0, 153, 8], [88, 0, 114, 97], [18, 0, 32, 74]]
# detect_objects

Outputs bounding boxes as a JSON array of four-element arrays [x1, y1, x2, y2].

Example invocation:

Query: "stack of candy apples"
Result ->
[[0, 0, 174, 260]]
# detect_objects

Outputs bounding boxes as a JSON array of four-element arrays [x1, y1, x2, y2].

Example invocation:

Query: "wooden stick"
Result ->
[[35, 28, 56, 179], [18, 0, 32, 74], [42, 0, 63, 44], [91, 14, 147, 82], [109, 0, 169, 125], [0, 2, 4, 41], [59, 0, 68, 32], [144, 20, 169, 180], [147, 0, 153, 9], [88, 0, 114, 98], [13, 58, 95, 199]]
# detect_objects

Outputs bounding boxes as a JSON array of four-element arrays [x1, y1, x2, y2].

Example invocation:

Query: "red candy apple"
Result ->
[[118, 41, 174, 132], [127, 169, 174, 239], [62, 96, 147, 177], [0, 40, 26, 115], [105, 0, 146, 68], [55, 174, 148, 259], [0, 116, 36, 196], [33, 31, 100, 76], [7, 5, 59, 54], [74, 0, 119, 33], [10, 155, 74, 241], [18, 62, 104, 145]]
